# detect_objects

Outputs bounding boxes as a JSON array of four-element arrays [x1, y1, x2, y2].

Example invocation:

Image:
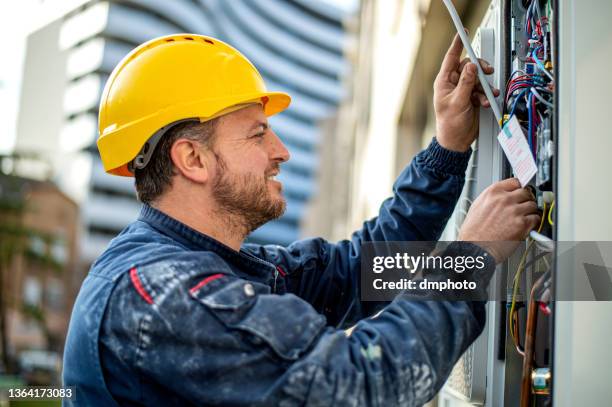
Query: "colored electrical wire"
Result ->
[[539, 302, 552, 316], [501, 0, 557, 359], [531, 46, 554, 81], [502, 2, 554, 159], [548, 201, 555, 225], [531, 87, 553, 108], [532, 92, 538, 156], [537, 202, 547, 233], [527, 93, 533, 154], [509, 200, 549, 352], [509, 240, 535, 346], [511, 306, 525, 356], [509, 89, 529, 117]]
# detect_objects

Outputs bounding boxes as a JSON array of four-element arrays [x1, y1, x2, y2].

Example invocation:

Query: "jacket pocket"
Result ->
[[190, 278, 326, 361]]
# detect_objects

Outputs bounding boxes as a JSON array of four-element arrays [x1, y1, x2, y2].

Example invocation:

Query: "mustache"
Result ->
[[265, 164, 281, 177]]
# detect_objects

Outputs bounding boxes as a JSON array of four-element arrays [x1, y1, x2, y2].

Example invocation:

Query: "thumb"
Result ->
[[454, 62, 477, 102]]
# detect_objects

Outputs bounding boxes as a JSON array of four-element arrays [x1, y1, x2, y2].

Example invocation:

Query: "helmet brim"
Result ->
[[99, 91, 291, 177]]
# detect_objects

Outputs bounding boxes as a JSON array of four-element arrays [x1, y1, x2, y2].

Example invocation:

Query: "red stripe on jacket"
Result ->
[[189, 273, 225, 294], [130, 267, 154, 305]]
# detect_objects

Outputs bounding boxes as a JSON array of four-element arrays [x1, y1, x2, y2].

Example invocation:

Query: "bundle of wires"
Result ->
[[502, 0, 554, 159], [503, 72, 552, 159], [506, 0, 556, 359], [508, 201, 549, 354]]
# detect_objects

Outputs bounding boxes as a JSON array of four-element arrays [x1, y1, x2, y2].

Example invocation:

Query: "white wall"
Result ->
[[554, 0, 612, 405], [350, 0, 431, 228]]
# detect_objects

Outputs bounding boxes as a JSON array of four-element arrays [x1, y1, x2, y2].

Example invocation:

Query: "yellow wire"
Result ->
[[510, 202, 545, 340], [537, 201, 547, 233], [509, 201, 553, 351], [509, 240, 535, 341], [548, 201, 555, 226]]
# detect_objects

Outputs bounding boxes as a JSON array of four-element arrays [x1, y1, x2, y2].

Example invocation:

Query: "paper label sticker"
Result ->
[[497, 116, 537, 187]]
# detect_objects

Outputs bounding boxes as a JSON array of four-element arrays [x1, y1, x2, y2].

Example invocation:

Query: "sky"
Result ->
[[0, 0, 42, 154]]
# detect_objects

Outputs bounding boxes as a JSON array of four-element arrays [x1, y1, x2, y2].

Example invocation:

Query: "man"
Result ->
[[63, 34, 539, 406]]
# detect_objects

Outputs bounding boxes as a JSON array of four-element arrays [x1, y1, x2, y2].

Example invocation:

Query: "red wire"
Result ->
[[506, 83, 532, 104], [527, 19, 531, 35], [539, 302, 551, 316]]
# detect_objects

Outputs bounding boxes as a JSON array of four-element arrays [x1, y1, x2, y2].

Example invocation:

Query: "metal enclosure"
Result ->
[[553, 0, 612, 406], [441, 0, 612, 406]]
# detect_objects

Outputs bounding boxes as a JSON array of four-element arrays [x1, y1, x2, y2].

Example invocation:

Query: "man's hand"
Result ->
[[433, 33, 500, 152], [458, 178, 541, 263]]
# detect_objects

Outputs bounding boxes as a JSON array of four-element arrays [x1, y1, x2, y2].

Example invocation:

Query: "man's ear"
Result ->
[[169, 139, 209, 183]]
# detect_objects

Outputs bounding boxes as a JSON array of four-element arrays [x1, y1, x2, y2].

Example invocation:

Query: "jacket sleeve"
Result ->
[[244, 138, 472, 326], [120, 243, 495, 406]]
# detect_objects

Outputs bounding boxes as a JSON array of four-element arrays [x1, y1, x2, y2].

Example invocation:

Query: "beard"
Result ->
[[211, 152, 286, 234]]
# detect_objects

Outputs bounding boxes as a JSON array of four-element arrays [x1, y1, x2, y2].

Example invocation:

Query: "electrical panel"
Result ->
[[502, 0, 556, 406], [440, 0, 557, 406]]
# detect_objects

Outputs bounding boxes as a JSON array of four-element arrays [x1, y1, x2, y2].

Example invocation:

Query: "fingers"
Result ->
[[495, 178, 522, 191], [450, 71, 460, 84], [509, 187, 536, 203], [470, 94, 481, 107], [524, 214, 542, 232], [450, 59, 499, 108], [457, 58, 470, 74], [481, 61, 494, 75], [473, 84, 500, 96], [516, 200, 539, 215], [439, 33, 464, 75], [471, 92, 489, 107], [457, 85, 500, 105], [453, 63, 478, 103], [458, 57, 494, 77]]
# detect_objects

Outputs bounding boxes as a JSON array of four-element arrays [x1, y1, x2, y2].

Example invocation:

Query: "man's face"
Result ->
[[208, 104, 290, 232]]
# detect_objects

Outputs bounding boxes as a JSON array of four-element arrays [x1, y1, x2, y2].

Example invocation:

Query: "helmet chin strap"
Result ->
[[128, 118, 198, 173]]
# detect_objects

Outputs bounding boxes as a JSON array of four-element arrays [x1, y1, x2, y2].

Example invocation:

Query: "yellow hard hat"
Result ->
[[97, 34, 291, 176]]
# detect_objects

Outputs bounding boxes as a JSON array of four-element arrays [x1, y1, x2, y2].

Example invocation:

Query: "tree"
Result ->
[[0, 173, 28, 372], [0, 153, 59, 374]]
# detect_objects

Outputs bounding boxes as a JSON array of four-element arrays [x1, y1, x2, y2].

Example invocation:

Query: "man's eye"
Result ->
[[252, 132, 265, 138]]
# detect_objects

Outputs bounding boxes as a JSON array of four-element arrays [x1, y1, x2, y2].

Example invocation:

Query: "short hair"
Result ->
[[134, 119, 219, 204]]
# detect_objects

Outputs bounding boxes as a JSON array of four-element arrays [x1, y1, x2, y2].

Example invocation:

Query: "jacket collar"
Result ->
[[138, 204, 277, 281]]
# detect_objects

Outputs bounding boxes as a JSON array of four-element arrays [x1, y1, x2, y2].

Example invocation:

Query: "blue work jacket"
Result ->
[[63, 138, 493, 406]]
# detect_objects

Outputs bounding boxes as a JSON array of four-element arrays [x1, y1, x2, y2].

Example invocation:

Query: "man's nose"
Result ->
[[269, 130, 290, 163]]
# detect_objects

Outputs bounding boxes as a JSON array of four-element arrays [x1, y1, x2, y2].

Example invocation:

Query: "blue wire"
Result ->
[[528, 93, 533, 154], [509, 70, 523, 80], [531, 46, 549, 76], [510, 89, 528, 117]]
